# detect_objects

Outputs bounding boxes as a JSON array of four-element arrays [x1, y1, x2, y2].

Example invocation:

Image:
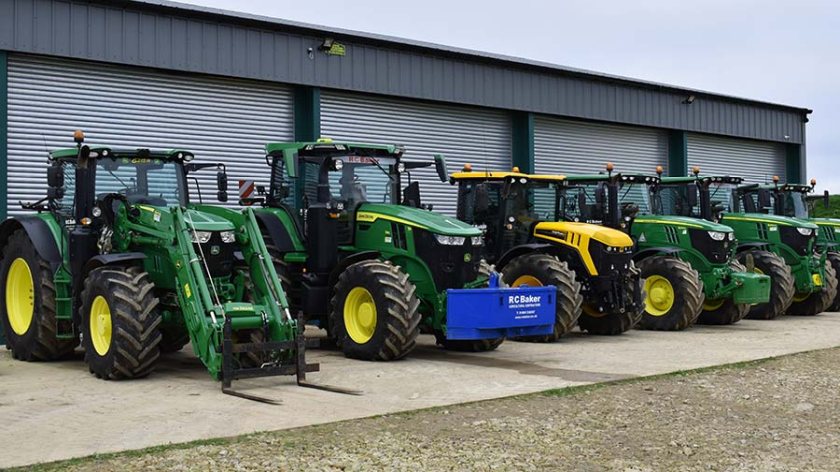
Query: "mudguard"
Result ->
[[496, 244, 553, 269], [329, 251, 380, 287], [631, 246, 682, 262], [83, 253, 147, 280], [736, 242, 771, 253], [254, 209, 302, 253], [0, 217, 61, 267]]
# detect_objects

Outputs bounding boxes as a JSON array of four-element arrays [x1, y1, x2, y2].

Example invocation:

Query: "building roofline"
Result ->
[[121, 0, 811, 116]]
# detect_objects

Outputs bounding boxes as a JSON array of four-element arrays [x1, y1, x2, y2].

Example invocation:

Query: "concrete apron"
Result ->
[[2, 314, 840, 468]]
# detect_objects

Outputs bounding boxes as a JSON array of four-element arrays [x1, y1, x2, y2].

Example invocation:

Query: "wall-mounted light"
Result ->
[[683, 95, 696, 105], [319, 38, 335, 52]]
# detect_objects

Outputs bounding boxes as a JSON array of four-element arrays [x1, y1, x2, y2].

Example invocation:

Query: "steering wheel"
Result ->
[[621, 202, 640, 218]]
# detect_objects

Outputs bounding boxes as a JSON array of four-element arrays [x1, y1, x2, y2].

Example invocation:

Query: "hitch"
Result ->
[[220, 315, 361, 404]]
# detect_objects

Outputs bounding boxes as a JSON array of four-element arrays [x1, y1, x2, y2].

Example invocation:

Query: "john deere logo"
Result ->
[[464, 253, 472, 262], [210, 245, 221, 256]]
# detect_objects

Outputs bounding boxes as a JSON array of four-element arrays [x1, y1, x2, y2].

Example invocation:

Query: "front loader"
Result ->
[[717, 175, 838, 316], [560, 166, 770, 330], [249, 140, 557, 361], [450, 168, 643, 338], [0, 132, 326, 399]]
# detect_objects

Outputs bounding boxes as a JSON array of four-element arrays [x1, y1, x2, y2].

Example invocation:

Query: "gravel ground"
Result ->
[[24, 348, 840, 472]]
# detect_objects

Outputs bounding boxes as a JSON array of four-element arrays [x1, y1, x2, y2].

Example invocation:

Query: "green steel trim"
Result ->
[[786, 143, 802, 184], [668, 130, 687, 177], [294, 86, 320, 141], [511, 111, 534, 174]]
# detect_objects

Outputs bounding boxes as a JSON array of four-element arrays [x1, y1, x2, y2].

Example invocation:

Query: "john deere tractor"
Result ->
[[560, 166, 770, 330], [0, 132, 319, 396], [249, 140, 556, 361], [450, 168, 643, 338], [718, 175, 838, 316]]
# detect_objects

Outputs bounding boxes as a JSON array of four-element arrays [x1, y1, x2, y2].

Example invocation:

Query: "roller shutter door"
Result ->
[[534, 116, 668, 175], [6, 54, 293, 215], [687, 133, 786, 184], [320, 91, 512, 215]]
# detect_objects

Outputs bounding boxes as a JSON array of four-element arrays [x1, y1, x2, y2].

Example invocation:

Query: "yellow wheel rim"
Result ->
[[512, 275, 543, 287], [644, 275, 675, 317], [792, 292, 810, 303], [344, 287, 377, 344], [753, 267, 764, 275], [582, 304, 607, 318], [703, 298, 725, 312], [812, 273, 823, 287], [6, 258, 35, 335], [89, 295, 113, 356]]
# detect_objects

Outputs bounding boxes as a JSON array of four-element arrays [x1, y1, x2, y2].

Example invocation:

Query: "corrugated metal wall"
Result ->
[[320, 91, 511, 215], [687, 133, 787, 184], [534, 116, 668, 175], [6, 54, 293, 214], [0, 0, 807, 145]]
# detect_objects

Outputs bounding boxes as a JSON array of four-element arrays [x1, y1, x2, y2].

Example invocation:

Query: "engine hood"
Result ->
[[535, 221, 633, 248], [812, 217, 840, 228], [635, 215, 734, 232], [135, 205, 235, 232], [721, 213, 819, 229], [357, 203, 480, 236]]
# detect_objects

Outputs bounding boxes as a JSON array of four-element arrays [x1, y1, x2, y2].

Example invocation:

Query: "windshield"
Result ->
[[617, 181, 653, 215], [651, 183, 700, 217], [561, 182, 611, 223], [95, 158, 185, 207], [300, 155, 399, 208], [781, 190, 809, 218]]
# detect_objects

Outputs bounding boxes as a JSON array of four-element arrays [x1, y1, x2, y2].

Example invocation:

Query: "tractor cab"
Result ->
[[559, 169, 659, 232]]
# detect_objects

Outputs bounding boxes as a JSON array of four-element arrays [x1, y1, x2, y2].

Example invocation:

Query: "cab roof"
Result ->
[[265, 140, 404, 157], [450, 171, 566, 182], [661, 175, 744, 185], [49, 146, 193, 161]]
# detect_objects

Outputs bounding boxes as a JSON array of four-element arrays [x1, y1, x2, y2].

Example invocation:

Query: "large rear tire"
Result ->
[[787, 260, 838, 316], [828, 252, 840, 312], [0, 229, 77, 360], [740, 250, 794, 320], [696, 260, 750, 325], [636, 256, 703, 331], [330, 260, 421, 361], [81, 267, 162, 379], [502, 253, 583, 342]]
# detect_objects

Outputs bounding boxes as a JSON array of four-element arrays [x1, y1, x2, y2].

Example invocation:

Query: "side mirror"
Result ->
[[402, 181, 422, 208], [475, 184, 490, 213], [217, 171, 228, 203], [434, 154, 448, 182], [282, 150, 299, 179], [824, 190, 830, 210], [758, 189, 772, 211], [47, 165, 64, 189]]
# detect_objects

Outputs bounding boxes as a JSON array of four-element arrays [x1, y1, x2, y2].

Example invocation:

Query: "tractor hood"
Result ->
[[535, 222, 634, 248], [721, 213, 819, 230], [357, 203, 480, 236], [134, 205, 235, 232], [812, 217, 840, 228], [635, 215, 733, 232]]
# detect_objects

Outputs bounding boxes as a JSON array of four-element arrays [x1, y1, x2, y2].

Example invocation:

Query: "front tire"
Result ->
[[0, 229, 76, 360], [828, 252, 840, 312], [696, 260, 750, 325], [502, 253, 583, 342], [81, 267, 162, 379], [636, 256, 703, 331], [787, 260, 838, 316], [330, 260, 420, 361], [739, 250, 794, 320]]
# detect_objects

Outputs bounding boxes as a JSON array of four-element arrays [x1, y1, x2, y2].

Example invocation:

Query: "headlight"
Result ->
[[91, 206, 102, 218], [471, 236, 483, 246], [435, 234, 466, 245], [397, 162, 406, 173], [191, 231, 212, 244], [796, 227, 814, 236], [334, 159, 344, 170], [708, 231, 727, 241], [727, 232, 735, 241], [220, 231, 236, 243]]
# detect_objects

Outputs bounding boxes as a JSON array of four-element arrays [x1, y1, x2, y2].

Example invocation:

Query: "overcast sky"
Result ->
[[179, 0, 840, 191]]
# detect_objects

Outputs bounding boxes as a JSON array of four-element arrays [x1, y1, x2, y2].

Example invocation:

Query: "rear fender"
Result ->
[[496, 244, 553, 270], [736, 242, 770, 253], [328, 251, 381, 288], [82, 253, 147, 281], [0, 217, 62, 268]]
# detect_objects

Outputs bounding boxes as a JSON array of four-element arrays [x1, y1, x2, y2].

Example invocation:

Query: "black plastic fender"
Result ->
[[0, 217, 62, 268], [631, 246, 682, 263], [328, 251, 381, 288], [736, 242, 770, 253], [496, 244, 553, 270], [254, 209, 300, 253], [82, 253, 147, 281]]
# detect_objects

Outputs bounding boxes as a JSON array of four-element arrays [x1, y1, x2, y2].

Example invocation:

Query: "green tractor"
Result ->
[[719, 175, 838, 315], [248, 140, 557, 361], [558, 166, 770, 330], [0, 132, 322, 397], [450, 168, 643, 338]]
